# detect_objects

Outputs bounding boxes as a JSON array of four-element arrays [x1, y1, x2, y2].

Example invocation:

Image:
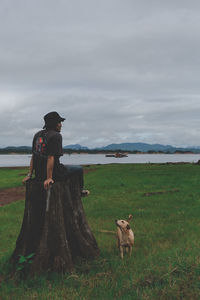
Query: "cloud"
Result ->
[[1, 0, 200, 147]]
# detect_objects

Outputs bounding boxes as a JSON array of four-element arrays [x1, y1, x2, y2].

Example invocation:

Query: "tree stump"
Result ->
[[11, 174, 99, 274]]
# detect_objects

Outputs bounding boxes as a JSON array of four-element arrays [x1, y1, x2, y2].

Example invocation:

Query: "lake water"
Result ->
[[0, 153, 200, 167]]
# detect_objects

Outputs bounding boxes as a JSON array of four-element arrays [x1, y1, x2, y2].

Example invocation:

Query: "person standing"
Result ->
[[23, 111, 89, 196]]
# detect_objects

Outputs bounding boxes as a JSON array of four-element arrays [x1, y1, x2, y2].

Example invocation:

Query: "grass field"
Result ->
[[0, 163, 200, 299]]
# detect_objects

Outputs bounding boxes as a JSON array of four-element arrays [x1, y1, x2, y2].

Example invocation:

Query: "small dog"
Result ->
[[115, 214, 134, 259]]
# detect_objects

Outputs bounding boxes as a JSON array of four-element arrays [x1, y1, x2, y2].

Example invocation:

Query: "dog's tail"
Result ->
[[127, 214, 133, 222], [98, 229, 115, 234]]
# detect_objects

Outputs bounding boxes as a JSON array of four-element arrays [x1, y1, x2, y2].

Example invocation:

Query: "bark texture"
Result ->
[[11, 174, 99, 274]]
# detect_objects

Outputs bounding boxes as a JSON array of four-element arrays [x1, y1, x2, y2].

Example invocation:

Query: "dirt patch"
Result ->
[[0, 186, 25, 207], [0, 167, 96, 207]]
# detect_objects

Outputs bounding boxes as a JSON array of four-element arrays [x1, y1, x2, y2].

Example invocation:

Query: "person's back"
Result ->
[[32, 128, 63, 181]]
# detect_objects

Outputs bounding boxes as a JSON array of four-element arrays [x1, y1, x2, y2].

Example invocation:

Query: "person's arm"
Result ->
[[22, 155, 34, 184], [44, 155, 55, 190]]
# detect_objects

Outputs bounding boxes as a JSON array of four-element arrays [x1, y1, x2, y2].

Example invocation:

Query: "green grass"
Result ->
[[1, 164, 200, 299], [0, 167, 28, 189]]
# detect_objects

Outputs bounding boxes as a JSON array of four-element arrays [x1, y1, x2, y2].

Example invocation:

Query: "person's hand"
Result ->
[[44, 178, 54, 190], [22, 176, 31, 185]]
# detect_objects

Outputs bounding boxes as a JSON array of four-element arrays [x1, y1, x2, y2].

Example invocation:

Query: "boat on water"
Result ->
[[105, 152, 128, 158]]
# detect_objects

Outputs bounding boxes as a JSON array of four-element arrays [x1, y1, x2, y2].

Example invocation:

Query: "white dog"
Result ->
[[115, 214, 134, 259]]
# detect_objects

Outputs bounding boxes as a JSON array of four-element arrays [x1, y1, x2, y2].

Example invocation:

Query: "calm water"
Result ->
[[0, 153, 200, 167]]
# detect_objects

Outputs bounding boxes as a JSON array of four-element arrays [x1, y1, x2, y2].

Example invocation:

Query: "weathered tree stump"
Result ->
[[11, 174, 99, 274]]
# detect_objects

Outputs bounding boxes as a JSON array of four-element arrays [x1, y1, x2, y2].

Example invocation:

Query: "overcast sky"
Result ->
[[1, 0, 200, 148]]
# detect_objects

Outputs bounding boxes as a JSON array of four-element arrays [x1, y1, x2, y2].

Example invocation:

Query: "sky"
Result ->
[[1, 0, 200, 148]]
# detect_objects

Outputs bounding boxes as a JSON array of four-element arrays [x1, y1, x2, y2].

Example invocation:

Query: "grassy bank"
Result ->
[[0, 167, 27, 189], [0, 164, 200, 299]]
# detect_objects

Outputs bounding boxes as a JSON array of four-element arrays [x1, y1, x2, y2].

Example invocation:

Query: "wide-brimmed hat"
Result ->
[[43, 111, 65, 128]]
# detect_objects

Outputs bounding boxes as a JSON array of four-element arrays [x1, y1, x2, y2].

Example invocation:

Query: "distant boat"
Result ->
[[115, 152, 128, 158], [105, 153, 128, 158]]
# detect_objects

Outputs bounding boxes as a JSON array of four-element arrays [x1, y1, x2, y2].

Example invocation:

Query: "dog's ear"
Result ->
[[126, 224, 130, 230], [127, 214, 133, 222]]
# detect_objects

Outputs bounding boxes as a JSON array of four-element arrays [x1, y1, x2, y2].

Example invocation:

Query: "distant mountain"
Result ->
[[1, 143, 200, 153], [96, 143, 176, 152], [63, 144, 89, 151], [63, 142, 200, 153], [96, 143, 200, 153], [3, 146, 32, 151], [0, 146, 32, 154]]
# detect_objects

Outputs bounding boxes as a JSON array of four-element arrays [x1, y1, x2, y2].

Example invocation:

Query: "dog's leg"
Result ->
[[129, 246, 132, 257], [117, 237, 119, 248], [119, 245, 124, 259]]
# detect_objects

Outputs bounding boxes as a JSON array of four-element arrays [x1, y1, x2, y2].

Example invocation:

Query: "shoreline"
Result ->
[[0, 152, 200, 155], [0, 161, 198, 170]]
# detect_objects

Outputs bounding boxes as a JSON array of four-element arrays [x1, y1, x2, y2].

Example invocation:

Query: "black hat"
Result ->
[[43, 111, 65, 128]]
